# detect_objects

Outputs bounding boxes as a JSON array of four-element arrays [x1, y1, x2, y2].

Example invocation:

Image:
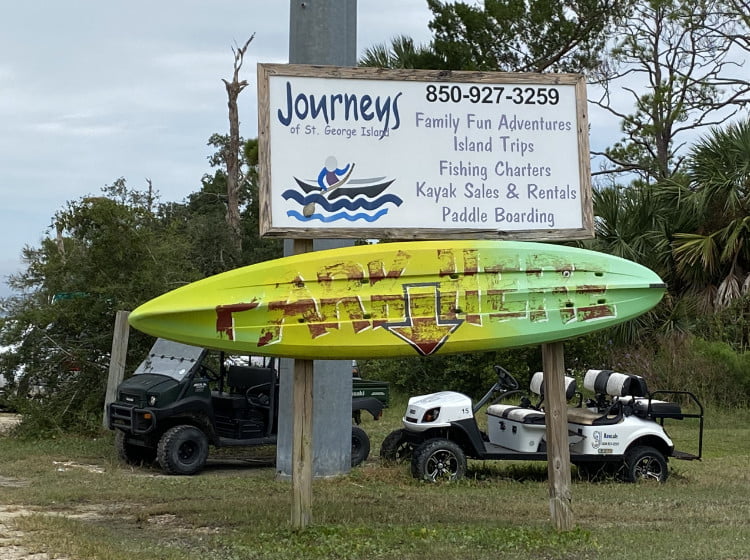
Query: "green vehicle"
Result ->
[[108, 338, 384, 475]]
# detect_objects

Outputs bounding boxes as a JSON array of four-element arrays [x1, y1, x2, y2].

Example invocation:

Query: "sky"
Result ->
[[0, 1, 621, 300], [0, 1, 439, 298]]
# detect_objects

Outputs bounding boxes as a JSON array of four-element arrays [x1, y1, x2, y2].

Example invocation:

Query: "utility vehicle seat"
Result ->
[[226, 365, 275, 394]]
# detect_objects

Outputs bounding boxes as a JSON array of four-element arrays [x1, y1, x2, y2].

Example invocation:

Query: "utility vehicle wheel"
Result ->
[[157, 425, 209, 475], [115, 430, 156, 466], [379, 429, 414, 464], [623, 446, 668, 483], [351, 426, 370, 467], [411, 439, 466, 482]]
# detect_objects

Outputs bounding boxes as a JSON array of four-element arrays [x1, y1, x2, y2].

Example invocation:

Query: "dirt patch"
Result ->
[[0, 413, 21, 434], [0, 414, 60, 559], [0, 505, 112, 560], [0, 506, 66, 560], [0, 476, 29, 488]]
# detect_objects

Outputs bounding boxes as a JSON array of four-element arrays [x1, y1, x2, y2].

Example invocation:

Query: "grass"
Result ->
[[0, 400, 749, 560]]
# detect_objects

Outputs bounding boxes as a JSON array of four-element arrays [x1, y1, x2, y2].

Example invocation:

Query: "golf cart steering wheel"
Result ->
[[494, 365, 520, 390]]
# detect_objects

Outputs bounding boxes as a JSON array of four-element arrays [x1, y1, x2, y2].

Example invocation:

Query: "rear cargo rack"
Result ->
[[651, 390, 704, 460]]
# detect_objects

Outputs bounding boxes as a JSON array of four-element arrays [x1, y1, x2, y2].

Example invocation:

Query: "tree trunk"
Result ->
[[222, 35, 255, 257]]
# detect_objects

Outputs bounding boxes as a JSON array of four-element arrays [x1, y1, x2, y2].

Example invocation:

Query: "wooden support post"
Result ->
[[291, 357, 314, 529], [103, 310, 130, 429], [291, 238, 314, 530], [542, 341, 574, 531]]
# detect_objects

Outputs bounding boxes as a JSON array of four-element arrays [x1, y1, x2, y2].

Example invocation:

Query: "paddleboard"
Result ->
[[128, 241, 665, 359]]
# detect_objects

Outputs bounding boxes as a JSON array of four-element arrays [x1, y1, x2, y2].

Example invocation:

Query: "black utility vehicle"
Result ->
[[108, 338, 383, 475]]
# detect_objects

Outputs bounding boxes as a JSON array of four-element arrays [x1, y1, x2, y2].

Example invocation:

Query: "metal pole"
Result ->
[[280, 0, 357, 530]]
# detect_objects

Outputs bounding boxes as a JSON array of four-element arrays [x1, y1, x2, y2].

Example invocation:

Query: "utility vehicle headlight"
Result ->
[[148, 395, 158, 407], [421, 407, 440, 422]]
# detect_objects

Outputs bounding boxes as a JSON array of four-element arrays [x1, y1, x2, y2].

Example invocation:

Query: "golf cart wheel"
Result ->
[[115, 430, 156, 466], [351, 426, 371, 467], [411, 439, 467, 482], [380, 429, 414, 464], [157, 425, 209, 475], [623, 445, 668, 483]]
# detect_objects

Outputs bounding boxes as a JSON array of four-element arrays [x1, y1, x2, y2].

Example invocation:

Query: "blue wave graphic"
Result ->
[[287, 208, 390, 222], [281, 189, 403, 211]]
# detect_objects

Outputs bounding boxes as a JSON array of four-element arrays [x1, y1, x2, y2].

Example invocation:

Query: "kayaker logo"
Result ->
[[282, 156, 402, 222], [593, 431, 601, 449]]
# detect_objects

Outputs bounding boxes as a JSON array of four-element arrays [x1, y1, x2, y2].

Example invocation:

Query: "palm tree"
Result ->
[[672, 118, 750, 310], [586, 179, 696, 342], [359, 35, 446, 69]]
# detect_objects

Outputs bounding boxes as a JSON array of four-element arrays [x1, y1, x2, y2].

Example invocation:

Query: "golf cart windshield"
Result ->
[[134, 338, 207, 381]]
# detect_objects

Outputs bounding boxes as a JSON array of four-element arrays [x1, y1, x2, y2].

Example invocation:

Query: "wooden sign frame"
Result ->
[[257, 64, 593, 241]]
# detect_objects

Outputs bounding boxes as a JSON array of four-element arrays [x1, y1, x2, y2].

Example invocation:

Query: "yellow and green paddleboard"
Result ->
[[129, 241, 665, 359]]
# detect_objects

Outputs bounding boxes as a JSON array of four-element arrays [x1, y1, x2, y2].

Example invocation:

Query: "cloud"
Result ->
[[31, 119, 125, 138]]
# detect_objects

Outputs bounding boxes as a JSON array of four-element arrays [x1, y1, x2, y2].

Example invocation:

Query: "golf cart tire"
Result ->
[[623, 445, 668, 483], [380, 428, 414, 464], [411, 439, 467, 482], [115, 430, 157, 466], [351, 426, 370, 467], [157, 425, 209, 475]]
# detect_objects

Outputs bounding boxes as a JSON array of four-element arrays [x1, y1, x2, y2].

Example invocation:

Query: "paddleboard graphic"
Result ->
[[282, 156, 402, 223], [129, 241, 666, 359]]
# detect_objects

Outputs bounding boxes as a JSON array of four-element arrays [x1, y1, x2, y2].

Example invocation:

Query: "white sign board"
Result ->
[[257, 65, 592, 240]]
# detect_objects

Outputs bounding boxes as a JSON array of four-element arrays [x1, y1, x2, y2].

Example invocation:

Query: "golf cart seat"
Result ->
[[529, 371, 578, 401], [486, 405, 546, 425], [564, 369, 649, 426], [486, 372, 576, 424], [583, 369, 683, 419], [565, 406, 624, 426], [632, 398, 684, 419], [584, 369, 648, 397]]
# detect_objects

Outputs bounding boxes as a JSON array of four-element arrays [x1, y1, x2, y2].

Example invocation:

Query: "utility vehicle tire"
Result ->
[[115, 430, 156, 466], [351, 426, 370, 467], [623, 445, 668, 483], [380, 429, 414, 464], [411, 439, 467, 482], [157, 425, 209, 475]]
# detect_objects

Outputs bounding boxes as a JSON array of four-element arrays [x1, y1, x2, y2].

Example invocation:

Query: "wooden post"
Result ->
[[291, 239, 314, 529], [103, 310, 130, 429], [541, 341, 574, 531], [291, 357, 314, 529]]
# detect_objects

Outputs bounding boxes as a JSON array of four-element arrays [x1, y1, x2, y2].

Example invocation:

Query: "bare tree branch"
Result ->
[[589, 1, 750, 182], [222, 34, 255, 256]]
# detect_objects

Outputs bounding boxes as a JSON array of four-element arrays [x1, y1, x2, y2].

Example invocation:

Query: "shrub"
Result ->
[[607, 335, 750, 407]]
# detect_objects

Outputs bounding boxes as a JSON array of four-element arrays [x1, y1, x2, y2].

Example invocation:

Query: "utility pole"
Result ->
[[278, 0, 357, 530]]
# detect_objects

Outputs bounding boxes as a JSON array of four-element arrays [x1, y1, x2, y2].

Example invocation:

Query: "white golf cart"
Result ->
[[380, 365, 703, 482]]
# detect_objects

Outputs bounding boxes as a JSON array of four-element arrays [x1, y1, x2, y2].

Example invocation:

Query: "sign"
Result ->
[[257, 65, 593, 240]]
